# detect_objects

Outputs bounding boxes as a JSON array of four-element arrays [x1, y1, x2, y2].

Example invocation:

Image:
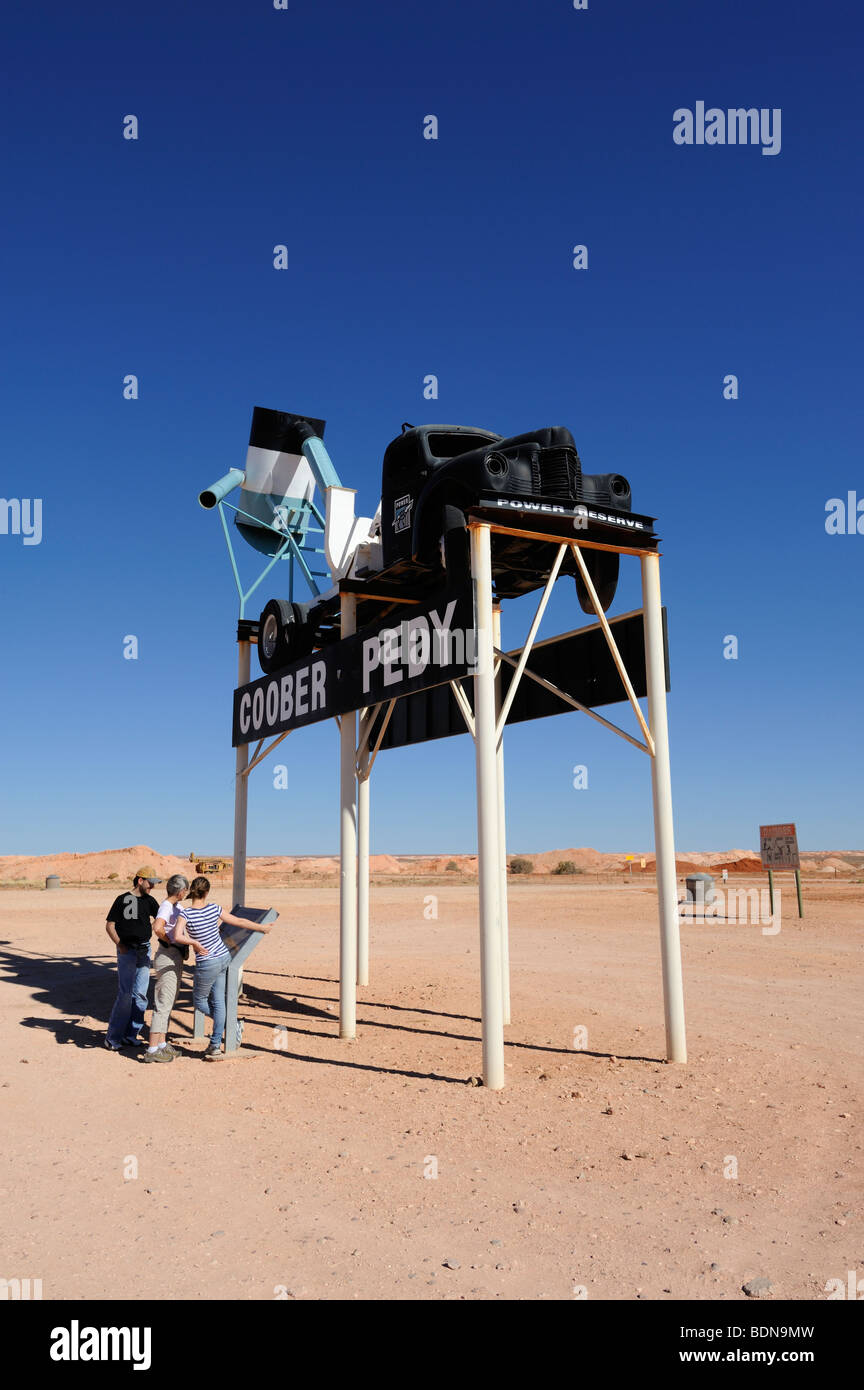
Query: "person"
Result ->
[[145, 874, 208, 1064], [177, 876, 271, 1061], [104, 866, 162, 1051]]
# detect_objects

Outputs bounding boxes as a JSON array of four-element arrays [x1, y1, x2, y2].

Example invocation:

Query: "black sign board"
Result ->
[[232, 586, 473, 745], [367, 608, 668, 751], [477, 494, 658, 539]]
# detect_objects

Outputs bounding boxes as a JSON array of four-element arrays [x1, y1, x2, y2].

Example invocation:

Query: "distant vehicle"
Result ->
[[189, 854, 232, 874], [256, 421, 633, 674]]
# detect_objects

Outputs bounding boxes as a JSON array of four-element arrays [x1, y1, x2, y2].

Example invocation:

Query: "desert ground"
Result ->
[[0, 855, 861, 1301]]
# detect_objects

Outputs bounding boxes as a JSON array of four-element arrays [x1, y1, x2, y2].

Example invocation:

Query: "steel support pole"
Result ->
[[641, 552, 687, 1064], [357, 772, 370, 986], [232, 639, 251, 908], [339, 594, 358, 1038], [224, 963, 240, 1054], [471, 525, 506, 1089], [492, 605, 511, 1026]]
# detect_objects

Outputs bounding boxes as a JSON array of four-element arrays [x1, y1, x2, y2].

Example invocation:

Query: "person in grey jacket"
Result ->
[[145, 874, 208, 1063]]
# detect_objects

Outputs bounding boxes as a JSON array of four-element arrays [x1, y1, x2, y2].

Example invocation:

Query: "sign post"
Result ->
[[759, 823, 803, 919]]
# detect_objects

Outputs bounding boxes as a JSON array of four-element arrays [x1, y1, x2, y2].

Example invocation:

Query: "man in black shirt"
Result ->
[[104, 866, 161, 1050]]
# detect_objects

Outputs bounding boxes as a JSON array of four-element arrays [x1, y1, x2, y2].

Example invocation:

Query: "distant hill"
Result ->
[[1, 844, 860, 885]]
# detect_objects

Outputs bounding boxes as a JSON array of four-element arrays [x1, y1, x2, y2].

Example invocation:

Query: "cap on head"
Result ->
[[134, 865, 162, 884]]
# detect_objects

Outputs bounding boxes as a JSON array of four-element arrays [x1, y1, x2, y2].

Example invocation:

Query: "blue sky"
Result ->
[[0, 0, 861, 857]]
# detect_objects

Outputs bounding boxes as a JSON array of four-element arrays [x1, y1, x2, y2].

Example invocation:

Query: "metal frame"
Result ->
[[199, 437, 344, 906], [211, 483, 687, 1088], [458, 520, 686, 1085]]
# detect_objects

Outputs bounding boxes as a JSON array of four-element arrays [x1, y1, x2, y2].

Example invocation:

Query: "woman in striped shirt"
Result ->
[[178, 876, 271, 1060]]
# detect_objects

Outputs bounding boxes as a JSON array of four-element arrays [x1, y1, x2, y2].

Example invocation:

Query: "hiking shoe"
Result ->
[[235, 1018, 245, 1046], [104, 1038, 121, 1051], [161, 1043, 180, 1058], [203, 1047, 224, 1061], [143, 1047, 174, 1063]]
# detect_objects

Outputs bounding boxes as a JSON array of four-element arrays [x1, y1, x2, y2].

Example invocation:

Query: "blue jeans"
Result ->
[[107, 944, 151, 1045], [193, 953, 230, 1047]]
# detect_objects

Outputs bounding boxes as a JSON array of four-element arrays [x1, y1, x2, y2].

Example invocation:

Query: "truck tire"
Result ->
[[574, 550, 620, 614], [258, 599, 294, 673], [441, 502, 470, 587], [258, 599, 316, 674]]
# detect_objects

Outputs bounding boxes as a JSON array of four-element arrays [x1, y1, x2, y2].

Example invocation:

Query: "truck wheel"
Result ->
[[258, 599, 293, 673], [575, 550, 620, 614], [259, 599, 316, 672], [441, 503, 470, 585]]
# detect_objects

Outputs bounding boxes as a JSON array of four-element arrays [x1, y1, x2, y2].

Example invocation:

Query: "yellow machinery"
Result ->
[[188, 853, 232, 874]]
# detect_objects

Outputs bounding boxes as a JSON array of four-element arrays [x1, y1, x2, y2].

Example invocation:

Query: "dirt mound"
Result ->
[[711, 857, 764, 875], [808, 856, 856, 876], [370, 854, 405, 875], [0, 845, 193, 887], [638, 858, 711, 877]]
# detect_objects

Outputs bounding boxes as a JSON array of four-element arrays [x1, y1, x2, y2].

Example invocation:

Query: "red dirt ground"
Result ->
[[1, 876, 861, 1301]]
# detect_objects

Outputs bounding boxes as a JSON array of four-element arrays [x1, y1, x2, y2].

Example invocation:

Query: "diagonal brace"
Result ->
[[243, 729, 291, 776], [450, 680, 476, 739], [569, 543, 655, 756], [494, 543, 567, 743], [495, 649, 650, 754]]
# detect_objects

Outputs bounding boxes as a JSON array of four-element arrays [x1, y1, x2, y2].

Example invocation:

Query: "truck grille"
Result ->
[[534, 446, 582, 500]]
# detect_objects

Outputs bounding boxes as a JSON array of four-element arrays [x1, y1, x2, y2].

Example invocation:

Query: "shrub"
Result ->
[[107, 872, 118, 880], [553, 860, 578, 875], [509, 857, 534, 875], [445, 860, 459, 872]]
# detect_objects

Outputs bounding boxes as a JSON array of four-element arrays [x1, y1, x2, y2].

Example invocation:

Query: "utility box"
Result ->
[[685, 873, 715, 907], [45, 875, 60, 890]]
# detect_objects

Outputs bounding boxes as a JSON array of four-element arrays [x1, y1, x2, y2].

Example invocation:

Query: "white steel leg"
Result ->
[[492, 605, 511, 1026], [340, 594, 358, 1038], [357, 772, 370, 986], [471, 525, 506, 1089], [641, 553, 686, 1063], [232, 638, 251, 908]]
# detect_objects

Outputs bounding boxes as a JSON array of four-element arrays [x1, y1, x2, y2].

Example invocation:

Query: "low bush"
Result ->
[[509, 857, 534, 875]]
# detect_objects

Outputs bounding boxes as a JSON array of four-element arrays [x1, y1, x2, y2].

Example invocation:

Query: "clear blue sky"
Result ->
[[1, 0, 861, 857]]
